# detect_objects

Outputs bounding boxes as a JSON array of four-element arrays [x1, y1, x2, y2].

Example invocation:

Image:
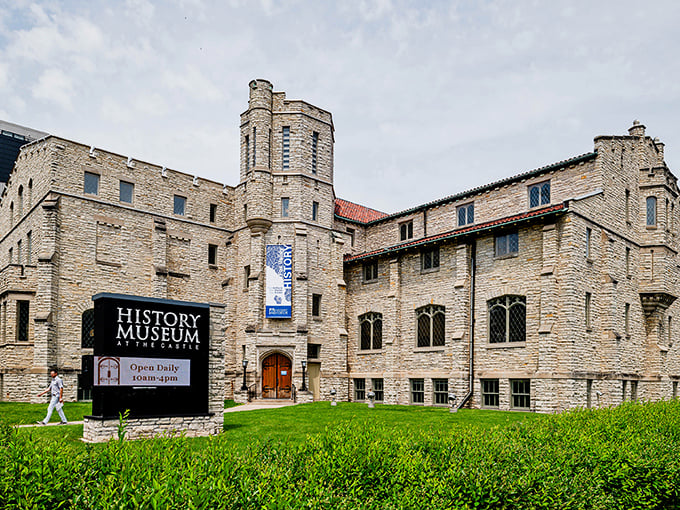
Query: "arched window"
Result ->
[[416, 305, 445, 347], [27, 180, 32, 209], [9, 202, 13, 227], [17, 186, 23, 217], [646, 196, 657, 226], [81, 309, 95, 348], [359, 312, 382, 350], [488, 295, 526, 343]]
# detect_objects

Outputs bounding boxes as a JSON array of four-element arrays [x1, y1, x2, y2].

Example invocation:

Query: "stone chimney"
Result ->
[[628, 120, 646, 137]]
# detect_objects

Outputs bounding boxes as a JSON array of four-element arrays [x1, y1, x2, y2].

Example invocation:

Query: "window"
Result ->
[[372, 379, 384, 402], [457, 203, 474, 226], [359, 312, 382, 350], [630, 380, 638, 401], [245, 134, 250, 172], [81, 309, 95, 348], [421, 247, 440, 271], [244, 265, 250, 289], [312, 201, 319, 222], [347, 228, 355, 247], [281, 197, 289, 218], [669, 316, 672, 345], [585, 228, 592, 259], [119, 181, 134, 203], [626, 247, 631, 277], [27, 179, 32, 209], [364, 261, 378, 282], [410, 378, 424, 404], [433, 379, 448, 405], [585, 292, 592, 330], [16, 240, 21, 265], [282, 126, 290, 170], [312, 132, 318, 174], [208, 244, 218, 266], [252, 128, 256, 167], [488, 296, 526, 343], [510, 379, 530, 409], [625, 189, 630, 223], [210, 204, 218, 223], [312, 294, 321, 317], [26, 232, 31, 265], [529, 181, 550, 208], [17, 186, 23, 216], [416, 305, 445, 347], [400, 221, 413, 241], [84, 172, 99, 195], [16, 300, 29, 342], [622, 380, 628, 401], [173, 195, 186, 216], [8, 248, 12, 264], [495, 232, 519, 257], [307, 343, 321, 359], [646, 196, 657, 226], [354, 378, 366, 401], [482, 379, 499, 408], [243, 204, 248, 221], [673, 381, 678, 399], [9, 203, 13, 227], [587, 380, 593, 408], [625, 303, 630, 336]]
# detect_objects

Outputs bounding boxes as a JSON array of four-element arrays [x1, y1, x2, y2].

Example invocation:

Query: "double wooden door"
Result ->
[[262, 353, 292, 399]]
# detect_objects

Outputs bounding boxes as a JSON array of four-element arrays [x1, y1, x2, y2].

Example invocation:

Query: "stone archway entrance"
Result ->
[[262, 353, 292, 399]]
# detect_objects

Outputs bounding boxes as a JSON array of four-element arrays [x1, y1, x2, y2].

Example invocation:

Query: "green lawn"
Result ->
[[3, 400, 538, 452]]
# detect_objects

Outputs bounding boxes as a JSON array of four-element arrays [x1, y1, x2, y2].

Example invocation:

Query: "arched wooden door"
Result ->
[[262, 353, 292, 399]]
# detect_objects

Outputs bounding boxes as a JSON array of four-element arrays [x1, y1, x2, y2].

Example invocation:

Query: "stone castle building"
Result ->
[[0, 79, 678, 412]]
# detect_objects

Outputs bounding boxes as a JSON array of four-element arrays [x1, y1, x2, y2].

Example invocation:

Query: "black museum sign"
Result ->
[[89, 293, 210, 419]]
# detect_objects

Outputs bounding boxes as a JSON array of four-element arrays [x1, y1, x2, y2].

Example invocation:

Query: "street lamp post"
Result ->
[[301, 360, 307, 391], [240, 359, 249, 391]]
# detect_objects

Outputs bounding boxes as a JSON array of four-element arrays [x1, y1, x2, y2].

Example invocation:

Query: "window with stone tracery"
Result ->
[[488, 295, 526, 343]]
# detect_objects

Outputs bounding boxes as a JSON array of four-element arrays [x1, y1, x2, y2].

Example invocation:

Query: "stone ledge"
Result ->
[[83, 415, 222, 443]]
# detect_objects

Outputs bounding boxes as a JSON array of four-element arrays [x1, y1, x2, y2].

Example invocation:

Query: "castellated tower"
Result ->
[[233, 79, 347, 402]]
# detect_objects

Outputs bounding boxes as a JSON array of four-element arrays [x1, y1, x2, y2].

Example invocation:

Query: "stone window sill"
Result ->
[[312, 317, 322, 322], [357, 349, 383, 355], [363, 279, 378, 285], [494, 253, 518, 260], [486, 341, 526, 349], [420, 267, 440, 274], [208, 264, 218, 270], [414, 345, 446, 352]]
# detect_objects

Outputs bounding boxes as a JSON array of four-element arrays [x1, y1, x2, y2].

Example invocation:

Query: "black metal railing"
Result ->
[[247, 383, 257, 402]]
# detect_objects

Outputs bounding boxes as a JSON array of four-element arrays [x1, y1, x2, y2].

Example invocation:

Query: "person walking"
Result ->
[[37, 368, 68, 425]]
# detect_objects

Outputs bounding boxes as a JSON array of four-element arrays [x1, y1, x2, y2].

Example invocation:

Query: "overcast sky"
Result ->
[[1, 0, 678, 214]]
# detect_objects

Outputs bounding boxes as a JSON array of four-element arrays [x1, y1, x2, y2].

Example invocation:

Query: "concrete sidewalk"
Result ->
[[16, 421, 84, 428]]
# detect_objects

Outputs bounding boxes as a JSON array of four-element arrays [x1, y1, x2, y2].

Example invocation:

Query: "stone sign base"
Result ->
[[83, 414, 222, 442]]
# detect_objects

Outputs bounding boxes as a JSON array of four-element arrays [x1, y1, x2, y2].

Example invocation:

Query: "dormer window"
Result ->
[[529, 181, 550, 208], [457, 203, 474, 226]]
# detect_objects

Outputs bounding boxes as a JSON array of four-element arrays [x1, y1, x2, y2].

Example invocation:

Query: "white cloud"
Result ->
[[31, 68, 74, 110], [0, 61, 7, 89]]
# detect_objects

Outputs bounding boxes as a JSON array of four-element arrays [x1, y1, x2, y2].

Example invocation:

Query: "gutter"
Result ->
[[458, 241, 476, 409]]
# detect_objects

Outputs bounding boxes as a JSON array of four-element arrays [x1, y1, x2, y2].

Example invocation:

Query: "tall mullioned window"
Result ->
[[529, 181, 550, 208], [488, 295, 526, 343], [282, 126, 290, 170], [281, 197, 290, 218], [312, 201, 319, 222], [372, 379, 384, 401], [495, 232, 518, 257], [433, 379, 448, 405], [354, 378, 365, 400], [416, 305, 445, 347], [364, 261, 378, 282], [410, 379, 424, 404], [312, 131, 318, 174], [16, 300, 29, 342], [646, 196, 657, 226], [359, 312, 382, 350], [245, 134, 250, 172], [81, 309, 95, 348], [400, 221, 413, 241]]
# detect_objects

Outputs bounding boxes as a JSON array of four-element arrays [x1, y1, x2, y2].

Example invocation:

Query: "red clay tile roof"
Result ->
[[335, 198, 388, 223], [344, 202, 569, 263]]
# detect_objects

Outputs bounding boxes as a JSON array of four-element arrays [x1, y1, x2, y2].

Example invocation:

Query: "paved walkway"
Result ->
[[15, 402, 296, 427]]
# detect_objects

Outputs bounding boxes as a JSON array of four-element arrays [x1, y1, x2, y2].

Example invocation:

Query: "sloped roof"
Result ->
[[344, 202, 569, 263], [335, 151, 597, 226], [335, 198, 388, 223]]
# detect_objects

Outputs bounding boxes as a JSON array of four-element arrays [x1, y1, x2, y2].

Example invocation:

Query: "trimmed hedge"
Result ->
[[2, 400, 680, 509]]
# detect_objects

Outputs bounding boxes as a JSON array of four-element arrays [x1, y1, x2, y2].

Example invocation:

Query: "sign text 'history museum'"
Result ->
[[265, 244, 292, 318]]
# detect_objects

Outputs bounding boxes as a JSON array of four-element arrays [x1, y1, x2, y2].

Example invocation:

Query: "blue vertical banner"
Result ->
[[265, 244, 292, 318]]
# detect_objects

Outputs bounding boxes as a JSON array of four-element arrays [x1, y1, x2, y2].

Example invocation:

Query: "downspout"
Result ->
[[458, 240, 476, 409]]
